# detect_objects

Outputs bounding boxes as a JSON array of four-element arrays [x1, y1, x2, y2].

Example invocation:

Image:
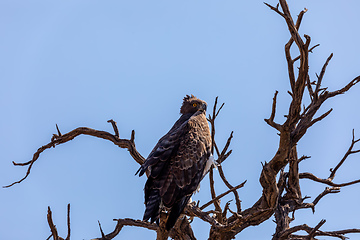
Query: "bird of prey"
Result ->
[[137, 95, 213, 230]]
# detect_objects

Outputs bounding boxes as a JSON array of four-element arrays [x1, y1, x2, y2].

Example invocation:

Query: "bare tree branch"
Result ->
[[92, 218, 158, 240], [329, 129, 360, 180], [327, 76, 360, 98], [314, 53, 333, 99], [293, 44, 320, 62], [66, 204, 71, 240], [278, 219, 360, 240], [308, 108, 333, 127], [185, 203, 224, 228], [264, 2, 285, 18], [6, 1, 360, 240], [4, 124, 145, 188], [47, 205, 70, 240], [299, 172, 360, 187], [200, 181, 246, 210], [311, 187, 340, 209], [207, 97, 226, 221], [216, 165, 242, 212], [265, 90, 282, 131], [47, 206, 59, 240], [107, 119, 119, 137]]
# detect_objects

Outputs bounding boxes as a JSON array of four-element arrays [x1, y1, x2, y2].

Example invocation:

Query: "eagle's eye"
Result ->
[[192, 103, 197, 107]]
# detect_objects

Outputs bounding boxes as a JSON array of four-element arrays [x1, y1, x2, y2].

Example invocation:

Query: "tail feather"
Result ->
[[165, 195, 191, 230], [144, 189, 161, 223]]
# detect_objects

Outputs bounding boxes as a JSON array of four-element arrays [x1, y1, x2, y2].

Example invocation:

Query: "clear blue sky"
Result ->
[[1, 0, 360, 239]]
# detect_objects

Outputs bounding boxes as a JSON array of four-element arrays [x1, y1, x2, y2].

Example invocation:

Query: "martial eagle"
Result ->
[[137, 95, 213, 230]]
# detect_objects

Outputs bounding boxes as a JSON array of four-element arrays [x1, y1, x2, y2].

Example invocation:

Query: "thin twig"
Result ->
[[185, 203, 225, 228], [66, 204, 71, 240], [200, 181, 246, 210], [217, 131, 234, 164], [264, 2, 286, 18], [314, 53, 333, 98], [107, 119, 119, 137], [47, 206, 59, 240], [293, 44, 319, 62], [312, 187, 340, 208], [98, 221, 106, 239], [264, 90, 282, 131], [208, 97, 223, 219], [305, 74, 314, 100], [309, 108, 333, 127], [327, 75, 360, 98], [92, 218, 158, 240], [299, 172, 360, 187], [309, 219, 326, 239], [217, 165, 242, 212], [56, 124, 62, 137], [329, 129, 360, 180]]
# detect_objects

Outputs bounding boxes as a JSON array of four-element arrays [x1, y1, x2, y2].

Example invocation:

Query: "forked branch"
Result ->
[[46, 204, 71, 240], [300, 130, 360, 187], [278, 219, 360, 240]]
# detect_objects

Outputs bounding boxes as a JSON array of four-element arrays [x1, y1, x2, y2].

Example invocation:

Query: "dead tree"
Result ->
[[4, 0, 360, 239]]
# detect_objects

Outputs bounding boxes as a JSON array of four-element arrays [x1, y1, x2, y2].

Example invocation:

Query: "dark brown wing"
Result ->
[[137, 113, 193, 177], [142, 111, 211, 229]]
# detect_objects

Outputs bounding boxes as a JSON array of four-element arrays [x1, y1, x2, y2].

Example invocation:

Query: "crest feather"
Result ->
[[183, 94, 196, 102], [180, 94, 200, 114]]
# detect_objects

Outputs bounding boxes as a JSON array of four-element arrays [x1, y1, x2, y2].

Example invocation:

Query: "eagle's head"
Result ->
[[180, 94, 207, 114]]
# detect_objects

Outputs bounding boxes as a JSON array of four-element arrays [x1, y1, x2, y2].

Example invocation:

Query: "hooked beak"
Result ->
[[201, 103, 207, 112]]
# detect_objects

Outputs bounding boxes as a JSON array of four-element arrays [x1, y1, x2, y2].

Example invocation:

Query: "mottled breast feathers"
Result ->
[[137, 95, 212, 230]]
